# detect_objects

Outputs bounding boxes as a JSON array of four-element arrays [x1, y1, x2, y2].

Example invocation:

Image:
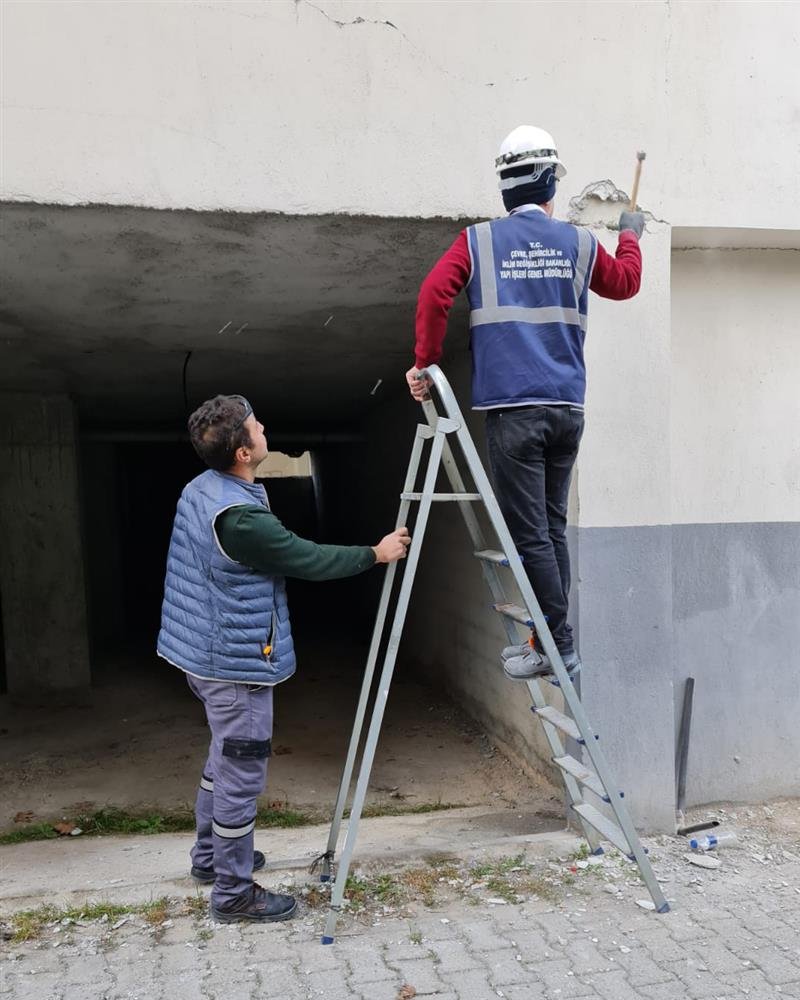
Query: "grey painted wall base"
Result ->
[[576, 520, 800, 826], [575, 526, 676, 832], [360, 358, 800, 832], [672, 521, 800, 805]]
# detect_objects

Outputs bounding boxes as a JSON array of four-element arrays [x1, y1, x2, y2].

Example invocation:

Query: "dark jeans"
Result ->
[[486, 405, 585, 655]]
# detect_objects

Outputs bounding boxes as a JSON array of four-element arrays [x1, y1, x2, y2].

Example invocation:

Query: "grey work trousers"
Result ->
[[186, 674, 274, 906]]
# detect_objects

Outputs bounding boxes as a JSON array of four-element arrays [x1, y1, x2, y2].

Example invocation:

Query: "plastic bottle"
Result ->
[[689, 832, 737, 852]]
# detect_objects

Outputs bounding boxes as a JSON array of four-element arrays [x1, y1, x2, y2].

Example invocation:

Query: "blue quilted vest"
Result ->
[[157, 469, 296, 685], [466, 208, 597, 409]]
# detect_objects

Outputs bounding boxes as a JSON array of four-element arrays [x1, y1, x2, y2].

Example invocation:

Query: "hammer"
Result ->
[[629, 151, 646, 210]]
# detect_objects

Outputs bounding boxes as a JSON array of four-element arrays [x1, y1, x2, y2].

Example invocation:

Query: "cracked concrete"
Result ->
[[303, 1, 399, 32], [567, 181, 667, 228]]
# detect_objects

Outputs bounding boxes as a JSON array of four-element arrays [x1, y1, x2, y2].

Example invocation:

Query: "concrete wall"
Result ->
[[361, 226, 800, 830], [3, 1, 799, 229], [670, 246, 800, 805], [0, 395, 91, 699], [362, 227, 678, 831], [2, 1, 798, 825]]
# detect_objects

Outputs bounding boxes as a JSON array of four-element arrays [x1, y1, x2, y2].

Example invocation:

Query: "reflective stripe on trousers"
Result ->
[[187, 674, 274, 906]]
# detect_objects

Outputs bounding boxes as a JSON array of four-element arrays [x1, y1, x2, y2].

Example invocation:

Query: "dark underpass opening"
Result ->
[[80, 435, 376, 671], [0, 202, 559, 841], [2, 421, 560, 837]]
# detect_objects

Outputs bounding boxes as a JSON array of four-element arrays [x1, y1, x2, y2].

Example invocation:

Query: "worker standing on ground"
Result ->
[[406, 125, 644, 683], [157, 394, 410, 923]]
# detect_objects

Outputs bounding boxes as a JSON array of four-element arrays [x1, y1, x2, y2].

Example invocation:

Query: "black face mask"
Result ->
[[500, 165, 557, 212]]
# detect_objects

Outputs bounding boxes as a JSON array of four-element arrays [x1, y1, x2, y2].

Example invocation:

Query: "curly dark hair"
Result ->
[[188, 395, 253, 471]]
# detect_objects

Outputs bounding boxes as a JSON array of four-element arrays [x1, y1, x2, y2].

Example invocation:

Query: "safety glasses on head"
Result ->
[[226, 394, 253, 431]]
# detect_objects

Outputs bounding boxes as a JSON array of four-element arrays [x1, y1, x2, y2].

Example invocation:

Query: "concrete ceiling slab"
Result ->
[[0, 203, 472, 428]]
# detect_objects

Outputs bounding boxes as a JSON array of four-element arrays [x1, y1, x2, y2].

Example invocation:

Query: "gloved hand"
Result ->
[[619, 211, 645, 239]]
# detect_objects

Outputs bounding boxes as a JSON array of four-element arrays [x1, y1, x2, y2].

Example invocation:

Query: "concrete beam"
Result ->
[[0, 393, 91, 700]]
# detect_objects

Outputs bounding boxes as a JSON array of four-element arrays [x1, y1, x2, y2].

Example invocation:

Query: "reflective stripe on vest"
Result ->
[[469, 220, 594, 332], [464, 212, 598, 409]]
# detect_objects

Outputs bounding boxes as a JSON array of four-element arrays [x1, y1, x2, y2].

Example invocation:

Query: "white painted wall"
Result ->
[[671, 248, 800, 525], [3, 1, 799, 230], [3, 0, 798, 824], [578, 225, 672, 529]]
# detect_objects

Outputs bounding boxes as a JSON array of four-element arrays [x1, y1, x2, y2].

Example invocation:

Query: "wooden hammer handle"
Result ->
[[629, 152, 645, 210]]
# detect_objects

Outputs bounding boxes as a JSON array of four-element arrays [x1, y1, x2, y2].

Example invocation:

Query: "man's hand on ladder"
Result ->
[[406, 367, 432, 401], [372, 527, 411, 563]]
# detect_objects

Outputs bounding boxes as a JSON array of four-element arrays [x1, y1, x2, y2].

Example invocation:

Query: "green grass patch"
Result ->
[[6, 894, 212, 943], [355, 801, 467, 820], [255, 806, 311, 828], [0, 822, 60, 846], [344, 872, 405, 910], [1, 805, 316, 846], [2, 800, 466, 847], [468, 853, 560, 904], [10, 901, 137, 943], [469, 853, 526, 880]]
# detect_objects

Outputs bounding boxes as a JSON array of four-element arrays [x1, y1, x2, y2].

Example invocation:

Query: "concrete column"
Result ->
[[575, 223, 675, 831], [0, 393, 91, 700]]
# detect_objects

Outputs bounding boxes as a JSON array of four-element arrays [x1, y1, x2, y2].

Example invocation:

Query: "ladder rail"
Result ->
[[420, 398, 522, 647], [421, 365, 668, 910], [421, 380, 600, 850], [322, 424, 448, 943], [320, 366, 668, 941], [319, 425, 431, 876]]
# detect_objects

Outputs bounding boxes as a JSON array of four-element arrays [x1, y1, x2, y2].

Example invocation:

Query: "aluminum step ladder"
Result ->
[[317, 364, 668, 943]]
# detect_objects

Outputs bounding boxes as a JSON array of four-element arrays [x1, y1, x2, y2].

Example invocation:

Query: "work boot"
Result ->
[[210, 883, 297, 923], [501, 640, 533, 661], [503, 647, 549, 680], [191, 849, 266, 884], [504, 648, 581, 682], [548, 651, 582, 687]]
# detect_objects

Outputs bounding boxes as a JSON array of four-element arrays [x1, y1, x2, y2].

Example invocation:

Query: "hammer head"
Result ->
[[637, 151, 647, 162]]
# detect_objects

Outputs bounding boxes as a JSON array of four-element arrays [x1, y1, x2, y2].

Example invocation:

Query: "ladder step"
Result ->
[[572, 802, 632, 855], [494, 602, 534, 627], [474, 549, 509, 566], [400, 492, 482, 502], [553, 755, 610, 802], [533, 705, 583, 743]]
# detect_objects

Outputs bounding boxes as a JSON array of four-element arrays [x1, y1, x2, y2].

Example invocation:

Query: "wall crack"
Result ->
[[302, 1, 398, 32]]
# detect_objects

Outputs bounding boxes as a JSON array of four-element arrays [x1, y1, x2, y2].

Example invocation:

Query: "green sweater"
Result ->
[[216, 504, 376, 580]]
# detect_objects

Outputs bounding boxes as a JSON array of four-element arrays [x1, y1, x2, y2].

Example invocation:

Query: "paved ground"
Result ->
[[2, 801, 800, 1000]]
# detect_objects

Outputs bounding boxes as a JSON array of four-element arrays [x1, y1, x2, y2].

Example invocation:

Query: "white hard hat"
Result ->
[[495, 125, 566, 181]]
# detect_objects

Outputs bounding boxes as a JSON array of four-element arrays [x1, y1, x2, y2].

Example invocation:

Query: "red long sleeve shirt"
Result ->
[[414, 227, 642, 370]]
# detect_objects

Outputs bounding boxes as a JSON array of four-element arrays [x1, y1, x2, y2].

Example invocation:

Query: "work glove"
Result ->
[[618, 211, 645, 239]]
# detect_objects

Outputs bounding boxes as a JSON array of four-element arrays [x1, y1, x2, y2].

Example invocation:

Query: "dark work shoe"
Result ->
[[210, 883, 297, 923], [191, 849, 266, 884]]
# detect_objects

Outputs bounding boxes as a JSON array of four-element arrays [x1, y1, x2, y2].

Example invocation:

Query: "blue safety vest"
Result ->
[[465, 209, 597, 408], [157, 470, 296, 685]]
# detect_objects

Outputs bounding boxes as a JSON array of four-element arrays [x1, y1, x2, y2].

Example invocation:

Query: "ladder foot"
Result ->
[[657, 902, 671, 914], [319, 873, 331, 883], [321, 935, 335, 945], [591, 845, 605, 856]]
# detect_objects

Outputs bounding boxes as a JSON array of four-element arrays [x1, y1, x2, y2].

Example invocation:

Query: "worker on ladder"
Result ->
[[406, 125, 645, 683]]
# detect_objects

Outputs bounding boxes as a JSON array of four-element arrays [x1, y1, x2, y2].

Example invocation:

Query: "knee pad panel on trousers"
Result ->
[[222, 737, 272, 760]]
